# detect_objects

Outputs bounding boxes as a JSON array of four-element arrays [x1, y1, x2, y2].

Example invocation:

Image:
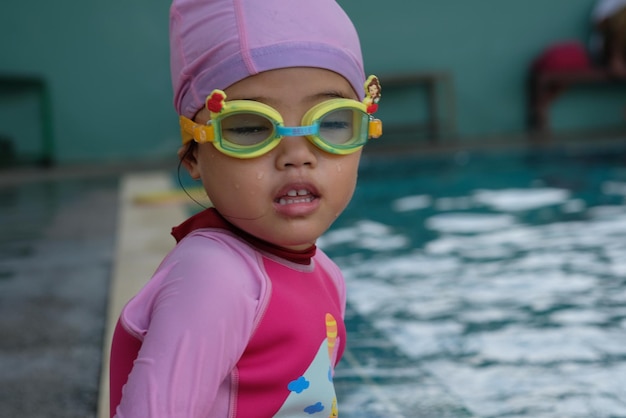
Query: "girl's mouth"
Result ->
[[277, 189, 316, 205]]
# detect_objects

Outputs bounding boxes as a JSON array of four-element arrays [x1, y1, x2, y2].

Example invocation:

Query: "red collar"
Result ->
[[171, 208, 316, 265]]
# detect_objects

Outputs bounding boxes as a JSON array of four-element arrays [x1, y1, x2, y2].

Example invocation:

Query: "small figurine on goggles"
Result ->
[[180, 75, 382, 159]]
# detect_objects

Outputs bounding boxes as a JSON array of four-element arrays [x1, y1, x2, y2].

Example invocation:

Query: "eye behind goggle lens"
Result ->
[[219, 113, 275, 146], [318, 108, 368, 146]]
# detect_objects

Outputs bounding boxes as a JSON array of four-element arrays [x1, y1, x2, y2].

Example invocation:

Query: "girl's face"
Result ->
[[183, 67, 362, 251]]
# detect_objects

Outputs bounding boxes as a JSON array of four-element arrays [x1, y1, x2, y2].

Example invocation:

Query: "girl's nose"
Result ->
[[275, 135, 318, 169]]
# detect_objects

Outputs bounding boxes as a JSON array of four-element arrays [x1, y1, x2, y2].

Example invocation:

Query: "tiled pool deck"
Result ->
[[0, 166, 120, 418]]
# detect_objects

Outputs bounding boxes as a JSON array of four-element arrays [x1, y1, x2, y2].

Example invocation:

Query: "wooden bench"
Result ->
[[0, 74, 54, 166], [528, 68, 626, 135]]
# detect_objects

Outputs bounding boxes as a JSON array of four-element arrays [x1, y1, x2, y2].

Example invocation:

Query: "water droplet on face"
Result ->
[[336, 164, 343, 173], [257, 171, 265, 180]]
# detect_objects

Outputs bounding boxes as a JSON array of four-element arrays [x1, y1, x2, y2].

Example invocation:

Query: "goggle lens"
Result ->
[[219, 112, 275, 147], [317, 108, 368, 147], [318, 109, 356, 145]]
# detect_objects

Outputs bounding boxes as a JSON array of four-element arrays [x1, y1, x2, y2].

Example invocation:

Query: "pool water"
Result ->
[[322, 142, 626, 418]]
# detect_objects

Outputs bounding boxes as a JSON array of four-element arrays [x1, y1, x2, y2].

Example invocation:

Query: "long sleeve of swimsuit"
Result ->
[[112, 232, 269, 418]]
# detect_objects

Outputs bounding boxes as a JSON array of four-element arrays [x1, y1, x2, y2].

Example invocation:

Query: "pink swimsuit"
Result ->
[[110, 209, 347, 417]]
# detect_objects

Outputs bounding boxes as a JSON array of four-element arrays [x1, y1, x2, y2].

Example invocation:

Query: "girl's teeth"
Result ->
[[286, 189, 309, 197], [279, 196, 314, 205], [279, 189, 314, 205]]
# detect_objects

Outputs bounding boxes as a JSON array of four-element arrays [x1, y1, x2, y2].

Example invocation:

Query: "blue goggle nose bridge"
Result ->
[[276, 124, 319, 137]]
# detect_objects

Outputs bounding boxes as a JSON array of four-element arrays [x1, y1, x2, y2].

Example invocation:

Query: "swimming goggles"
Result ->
[[179, 75, 382, 159]]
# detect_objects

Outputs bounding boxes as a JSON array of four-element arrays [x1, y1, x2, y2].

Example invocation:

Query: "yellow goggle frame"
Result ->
[[180, 90, 382, 159]]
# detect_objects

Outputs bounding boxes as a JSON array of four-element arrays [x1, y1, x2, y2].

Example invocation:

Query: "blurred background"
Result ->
[[1, 0, 625, 166]]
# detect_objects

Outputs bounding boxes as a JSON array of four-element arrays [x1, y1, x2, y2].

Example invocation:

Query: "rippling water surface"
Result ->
[[323, 143, 626, 418]]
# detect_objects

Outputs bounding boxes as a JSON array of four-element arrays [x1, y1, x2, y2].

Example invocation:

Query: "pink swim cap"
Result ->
[[170, 0, 365, 118]]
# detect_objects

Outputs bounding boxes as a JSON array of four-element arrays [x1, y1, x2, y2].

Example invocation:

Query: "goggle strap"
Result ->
[[179, 116, 196, 144], [276, 124, 319, 137], [178, 116, 216, 144]]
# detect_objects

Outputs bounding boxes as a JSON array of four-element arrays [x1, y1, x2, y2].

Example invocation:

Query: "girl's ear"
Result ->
[[177, 143, 201, 180]]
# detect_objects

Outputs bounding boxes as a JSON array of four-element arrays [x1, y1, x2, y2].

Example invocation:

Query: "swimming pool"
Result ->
[[323, 141, 626, 418]]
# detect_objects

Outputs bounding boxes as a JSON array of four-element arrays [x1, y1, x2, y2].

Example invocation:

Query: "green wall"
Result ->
[[0, 0, 174, 164], [343, 0, 625, 141], [0, 0, 622, 164]]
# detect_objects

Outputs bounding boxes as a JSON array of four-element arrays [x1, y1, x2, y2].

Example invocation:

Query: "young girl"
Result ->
[[109, 0, 381, 416]]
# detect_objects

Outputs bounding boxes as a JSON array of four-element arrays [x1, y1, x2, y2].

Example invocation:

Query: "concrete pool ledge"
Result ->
[[97, 172, 188, 418]]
